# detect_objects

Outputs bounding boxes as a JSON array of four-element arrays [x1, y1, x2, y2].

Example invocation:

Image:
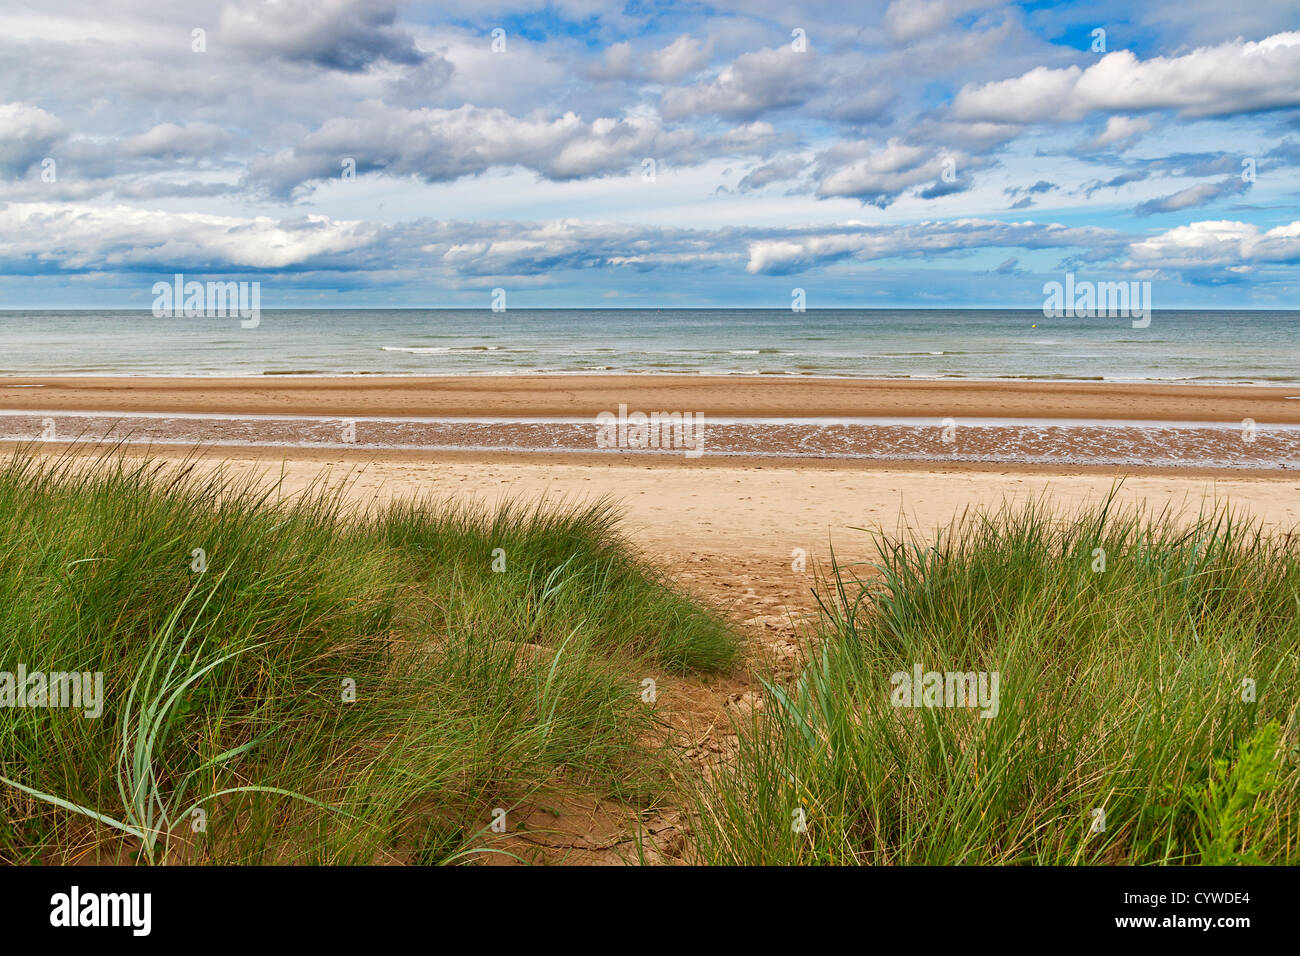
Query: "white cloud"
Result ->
[[0, 202, 375, 270], [952, 64, 1084, 122], [121, 122, 231, 160], [6, 197, 1293, 286], [954, 31, 1300, 122], [0, 201, 1139, 281], [1085, 116, 1153, 150], [247, 103, 779, 195], [745, 219, 1123, 273], [436, 31, 569, 111], [1126, 219, 1300, 268], [594, 35, 714, 84], [884, 0, 1002, 44], [660, 46, 820, 119], [647, 35, 714, 83], [813, 139, 976, 204]]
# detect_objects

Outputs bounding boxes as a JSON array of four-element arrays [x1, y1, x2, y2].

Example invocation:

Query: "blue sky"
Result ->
[[1, 0, 1299, 308]]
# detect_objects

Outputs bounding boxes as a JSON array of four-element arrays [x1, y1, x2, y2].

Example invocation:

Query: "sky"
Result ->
[[1, 0, 1299, 309]]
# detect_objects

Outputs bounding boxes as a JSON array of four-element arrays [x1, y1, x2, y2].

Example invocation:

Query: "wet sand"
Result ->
[[2, 374, 1300, 422], [3, 375, 1299, 470], [3, 410, 1298, 469]]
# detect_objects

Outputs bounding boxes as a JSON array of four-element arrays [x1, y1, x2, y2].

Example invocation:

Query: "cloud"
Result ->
[[1082, 170, 1151, 198], [1125, 219, 1300, 269], [0, 103, 64, 177], [918, 177, 972, 199], [1263, 137, 1300, 167], [593, 35, 714, 84], [1003, 179, 1056, 208], [1156, 152, 1242, 177], [245, 105, 758, 196], [745, 219, 1125, 274], [953, 31, 1300, 122], [884, 0, 1003, 44], [736, 155, 808, 191], [648, 35, 714, 82], [0, 202, 1139, 282], [910, 117, 1023, 153], [0, 202, 377, 272], [1007, 179, 1057, 196], [0, 203, 750, 279], [218, 0, 424, 72], [1084, 115, 1153, 150], [952, 64, 1084, 123], [121, 122, 231, 160], [660, 46, 820, 119], [8, 197, 1293, 290], [1133, 177, 1251, 215], [814, 139, 973, 206], [384, 54, 457, 107], [821, 84, 894, 125]]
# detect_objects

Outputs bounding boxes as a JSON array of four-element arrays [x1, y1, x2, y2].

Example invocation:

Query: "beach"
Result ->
[[4, 374, 1300, 420], [50, 445, 1300, 611], [7, 377, 1300, 469], [5, 374, 1298, 619]]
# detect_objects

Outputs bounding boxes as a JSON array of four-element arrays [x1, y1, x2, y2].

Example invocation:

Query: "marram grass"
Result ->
[[690, 495, 1300, 865], [5, 451, 1296, 867], [0, 449, 736, 864]]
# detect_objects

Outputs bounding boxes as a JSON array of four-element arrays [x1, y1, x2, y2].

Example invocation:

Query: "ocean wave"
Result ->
[[381, 345, 508, 354]]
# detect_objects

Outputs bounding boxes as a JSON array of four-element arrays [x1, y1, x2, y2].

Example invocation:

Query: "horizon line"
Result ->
[[2, 306, 1298, 313]]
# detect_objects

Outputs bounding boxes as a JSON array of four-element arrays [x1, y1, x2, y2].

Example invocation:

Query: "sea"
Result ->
[[0, 309, 1296, 383]]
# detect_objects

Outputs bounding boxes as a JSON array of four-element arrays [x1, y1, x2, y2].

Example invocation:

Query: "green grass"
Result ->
[[9, 451, 1297, 867], [691, 494, 1300, 865], [0, 449, 736, 864]]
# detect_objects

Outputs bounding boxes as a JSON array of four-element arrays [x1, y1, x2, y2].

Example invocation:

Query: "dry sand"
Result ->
[[26, 444, 1298, 615], [164, 447, 1300, 555]]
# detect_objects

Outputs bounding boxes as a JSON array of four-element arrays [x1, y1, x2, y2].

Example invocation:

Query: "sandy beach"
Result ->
[[5, 375, 1300, 469], [5, 373, 1298, 630], [3, 374, 1300, 421], [6, 372, 1296, 626], [105, 444, 1300, 576]]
